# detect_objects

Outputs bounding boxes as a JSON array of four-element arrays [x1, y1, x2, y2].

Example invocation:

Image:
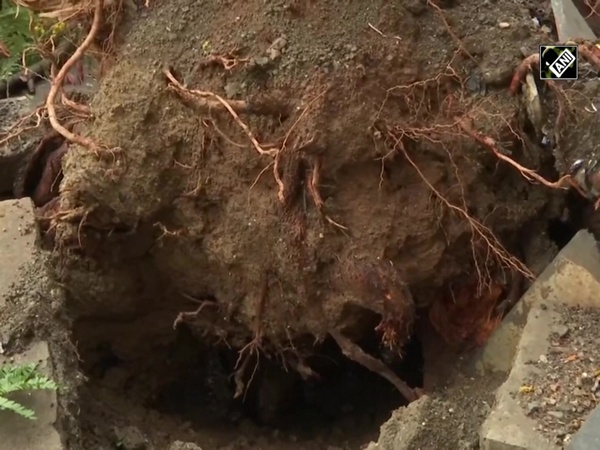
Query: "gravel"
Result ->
[[518, 305, 600, 447]]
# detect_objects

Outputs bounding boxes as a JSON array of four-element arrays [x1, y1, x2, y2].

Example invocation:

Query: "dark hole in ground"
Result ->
[[155, 323, 424, 438], [547, 191, 588, 248], [73, 313, 424, 448]]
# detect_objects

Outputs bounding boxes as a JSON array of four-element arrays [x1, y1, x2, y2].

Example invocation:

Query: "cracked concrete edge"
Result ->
[[474, 230, 600, 377], [0, 341, 64, 450], [479, 230, 600, 450], [0, 198, 80, 449], [364, 396, 431, 450], [551, 0, 597, 42]]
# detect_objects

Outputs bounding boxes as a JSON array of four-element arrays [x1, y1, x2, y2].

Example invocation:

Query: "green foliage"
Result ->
[[0, 362, 58, 420], [0, 0, 39, 78]]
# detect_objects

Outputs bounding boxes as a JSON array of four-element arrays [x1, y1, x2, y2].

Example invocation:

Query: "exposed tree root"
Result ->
[[386, 130, 534, 287], [457, 118, 571, 189], [46, 0, 110, 155], [16, 125, 75, 207], [510, 41, 600, 95], [164, 68, 277, 157], [429, 277, 504, 347], [330, 330, 419, 402], [427, 0, 475, 61], [172, 298, 220, 330], [199, 52, 250, 71], [0, 106, 45, 146], [342, 260, 416, 352], [233, 273, 269, 399], [164, 68, 346, 231]]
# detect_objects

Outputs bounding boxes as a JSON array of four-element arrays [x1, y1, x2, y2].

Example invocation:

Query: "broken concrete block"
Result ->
[[364, 396, 430, 450], [479, 230, 600, 450], [0, 341, 63, 450], [0, 198, 39, 310], [551, 0, 597, 42], [566, 405, 600, 449]]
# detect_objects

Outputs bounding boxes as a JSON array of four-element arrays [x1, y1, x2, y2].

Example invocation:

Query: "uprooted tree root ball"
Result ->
[[12, 0, 600, 447], [53, 53, 553, 380]]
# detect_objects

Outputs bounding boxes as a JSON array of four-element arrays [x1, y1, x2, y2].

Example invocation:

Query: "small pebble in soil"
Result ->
[[553, 325, 569, 338], [526, 402, 541, 415]]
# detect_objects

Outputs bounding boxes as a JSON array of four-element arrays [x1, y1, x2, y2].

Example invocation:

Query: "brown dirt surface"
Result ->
[[402, 324, 506, 450], [518, 305, 600, 447], [407, 372, 501, 450], [58, 0, 564, 344], [34, 0, 600, 448]]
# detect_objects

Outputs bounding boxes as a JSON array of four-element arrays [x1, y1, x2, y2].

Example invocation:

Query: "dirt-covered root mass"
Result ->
[[35, 0, 600, 447]]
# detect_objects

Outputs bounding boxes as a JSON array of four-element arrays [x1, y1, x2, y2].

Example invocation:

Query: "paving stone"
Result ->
[[0, 341, 63, 450], [566, 405, 600, 449], [479, 231, 600, 450], [551, 0, 597, 42]]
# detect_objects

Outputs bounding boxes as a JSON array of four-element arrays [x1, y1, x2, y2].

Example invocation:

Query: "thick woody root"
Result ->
[[332, 259, 420, 401], [330, 330, 419, 402], [164, 68, 347, 232], [45, 0, 104, 153], [32, 0, 122, 158], [510, 41, 600, 95]]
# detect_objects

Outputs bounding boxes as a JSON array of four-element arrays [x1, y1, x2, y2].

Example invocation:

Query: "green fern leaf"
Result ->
[[0, 395, 37, 420]]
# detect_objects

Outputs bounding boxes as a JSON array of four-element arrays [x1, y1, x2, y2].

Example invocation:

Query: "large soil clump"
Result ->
[[46, 0, 590, 445]]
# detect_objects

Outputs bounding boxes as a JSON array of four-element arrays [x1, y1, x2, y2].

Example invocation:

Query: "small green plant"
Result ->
[[0, 0, 66, 80], [0, 362, 58, 420], [0, 1, 38, 78]]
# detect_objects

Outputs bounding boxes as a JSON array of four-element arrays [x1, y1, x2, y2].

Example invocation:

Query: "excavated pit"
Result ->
[[69, 301, 425, 449], [12, 0, 600, 447]]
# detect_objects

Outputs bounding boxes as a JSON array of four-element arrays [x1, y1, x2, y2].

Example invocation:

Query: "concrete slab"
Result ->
[[480, 230, 600, 450], [0, 198, 39, 310], [0, 341, 63, 450], [551, 0, 597, 42], [364, 396, 430, 450], [567, 405, 600, 449]]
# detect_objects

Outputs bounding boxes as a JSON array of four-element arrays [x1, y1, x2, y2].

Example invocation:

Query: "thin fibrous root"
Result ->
[[395, 140, 534, 282], [457, 117, 571, 189], [172, 299, 219, 329]]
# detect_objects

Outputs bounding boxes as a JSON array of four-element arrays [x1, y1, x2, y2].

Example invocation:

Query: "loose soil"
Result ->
[[519, 305, 600, 447], [5, 0, 600, 448]]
